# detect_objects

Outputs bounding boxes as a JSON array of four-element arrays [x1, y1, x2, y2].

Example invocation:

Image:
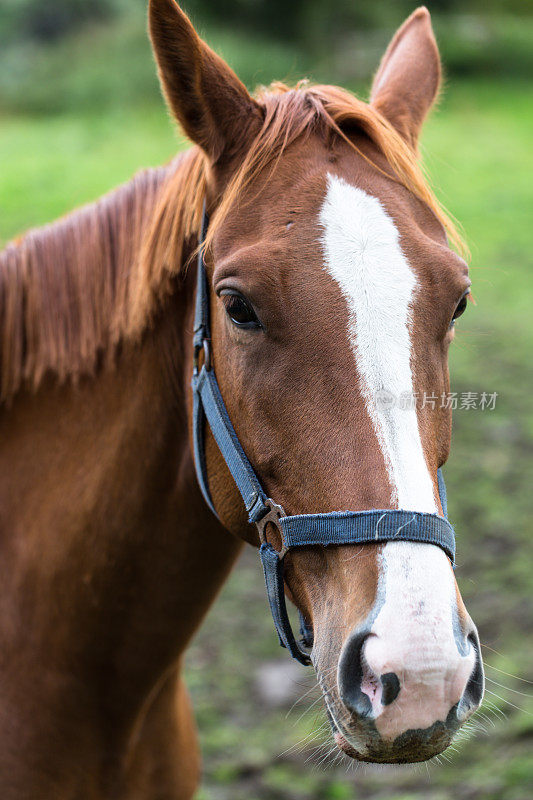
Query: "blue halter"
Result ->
[[191, 207, 455, 665]]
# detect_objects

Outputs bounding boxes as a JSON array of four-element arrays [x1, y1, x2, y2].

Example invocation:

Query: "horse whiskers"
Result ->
[[285, 681, 322, 718], [281, 713, 330, 750], [482, 699, 508, 721], [439, 750, 454, 764], [278, 722, 330, 759], [313, 748, 332, 770], [485, 688, 533, 716], [313, 743, 340, 770], [485, 675, 533, 698], [315, 663, 338, 680], [278, 738, 321, 760], [484, 661, 533, 685], [285, 666, 340, 729], [459, 720, 488, 737], [481, 696, 503, 712], [478, 709, 501, 728], [459, 718, 485, 735], [474, 710, 497, 729], [304, 740, 332, 766], [315, 674, 339, 701], [331, 748, 348, 769], [345, 755, 360, 774], [291, 692, 328, 725]]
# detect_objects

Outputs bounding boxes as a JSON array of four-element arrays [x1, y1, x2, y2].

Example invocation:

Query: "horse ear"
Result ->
[[149, 0, 262, 161], [370, 7, 441, 150]]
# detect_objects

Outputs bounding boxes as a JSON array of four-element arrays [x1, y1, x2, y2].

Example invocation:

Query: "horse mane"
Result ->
[[0, 150, 206, 403], [0, 81, 464, 404]]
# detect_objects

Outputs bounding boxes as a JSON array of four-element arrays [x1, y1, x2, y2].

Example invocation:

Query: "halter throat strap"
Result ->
[[191, 206, 455, 665]]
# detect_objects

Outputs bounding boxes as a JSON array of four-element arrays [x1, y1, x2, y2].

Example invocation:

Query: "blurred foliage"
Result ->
[[3, 0, 533, 43], [0, 0, 118, 42], [188, 0, 533, 45], [0, 1, 532, 115]]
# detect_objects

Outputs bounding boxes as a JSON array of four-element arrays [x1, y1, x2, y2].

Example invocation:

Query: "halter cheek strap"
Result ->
[[191, 206, 455, 666]]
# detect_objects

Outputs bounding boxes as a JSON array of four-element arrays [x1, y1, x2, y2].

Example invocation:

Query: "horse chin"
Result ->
[[326, 705, 455, 765], [324, 702, 371, 761], [331, 725, 454, 765]]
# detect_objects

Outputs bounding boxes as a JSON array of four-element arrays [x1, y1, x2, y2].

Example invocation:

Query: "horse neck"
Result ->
[[0, 180, 241, 786]]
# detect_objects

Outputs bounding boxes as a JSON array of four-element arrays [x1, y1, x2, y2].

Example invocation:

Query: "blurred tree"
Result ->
[[0, 0, 119, 43], [183, 0, 533, 44], [0, 0, 532, 116], [2, 0, 532, 47]]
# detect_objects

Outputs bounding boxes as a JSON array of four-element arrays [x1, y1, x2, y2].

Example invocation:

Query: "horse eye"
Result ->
[[451, 293, 469, 326], [221, 291, 261, 329]]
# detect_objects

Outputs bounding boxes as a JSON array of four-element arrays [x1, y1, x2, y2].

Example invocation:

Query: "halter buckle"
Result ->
[[256, 498, 288, 558]]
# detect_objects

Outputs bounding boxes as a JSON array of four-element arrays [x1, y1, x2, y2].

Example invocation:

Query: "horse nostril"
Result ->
[[339, 635, 402, 717], [380, 672, 401, 706], [338, 631, 373, 718], [458, 633, 484, 719]]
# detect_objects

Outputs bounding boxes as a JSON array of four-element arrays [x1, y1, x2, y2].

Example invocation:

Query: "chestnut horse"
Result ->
[[0, 1, 483, 797]]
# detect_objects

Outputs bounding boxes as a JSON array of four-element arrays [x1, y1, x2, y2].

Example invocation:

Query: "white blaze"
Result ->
[[319, 173, 435, 513], [320, 175, 470, 734]]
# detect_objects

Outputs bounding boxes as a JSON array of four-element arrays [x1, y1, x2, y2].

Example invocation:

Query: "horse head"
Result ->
[[150, 0, 483, 763]]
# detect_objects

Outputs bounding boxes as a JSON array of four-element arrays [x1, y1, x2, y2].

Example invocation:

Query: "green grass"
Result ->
[[0, 106, 181, 247], [1, 78, 532, 798], [0, 5, 308, 117], [425, 80, 533, 333]]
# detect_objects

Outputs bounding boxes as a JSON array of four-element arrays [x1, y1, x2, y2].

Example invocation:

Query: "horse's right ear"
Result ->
[[149, 0, 262, 161]]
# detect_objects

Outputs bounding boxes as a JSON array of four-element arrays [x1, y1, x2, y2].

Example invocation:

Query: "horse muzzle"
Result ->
[[318, 583, 484, 763]]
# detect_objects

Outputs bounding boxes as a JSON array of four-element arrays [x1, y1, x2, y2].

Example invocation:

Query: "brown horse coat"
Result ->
[[0, 2, 482, 796]]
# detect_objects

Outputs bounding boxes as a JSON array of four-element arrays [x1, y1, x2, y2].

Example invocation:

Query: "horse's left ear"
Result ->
[[370, 7, 441, 150], [149, 0, 262, 162]]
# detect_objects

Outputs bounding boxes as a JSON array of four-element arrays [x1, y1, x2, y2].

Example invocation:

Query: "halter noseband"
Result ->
[[191, 206, 455, 666]]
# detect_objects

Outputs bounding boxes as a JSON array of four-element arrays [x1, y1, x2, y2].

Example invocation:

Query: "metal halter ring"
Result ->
[[256, 499, 288, 558], [193, 338, 211, 375]]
